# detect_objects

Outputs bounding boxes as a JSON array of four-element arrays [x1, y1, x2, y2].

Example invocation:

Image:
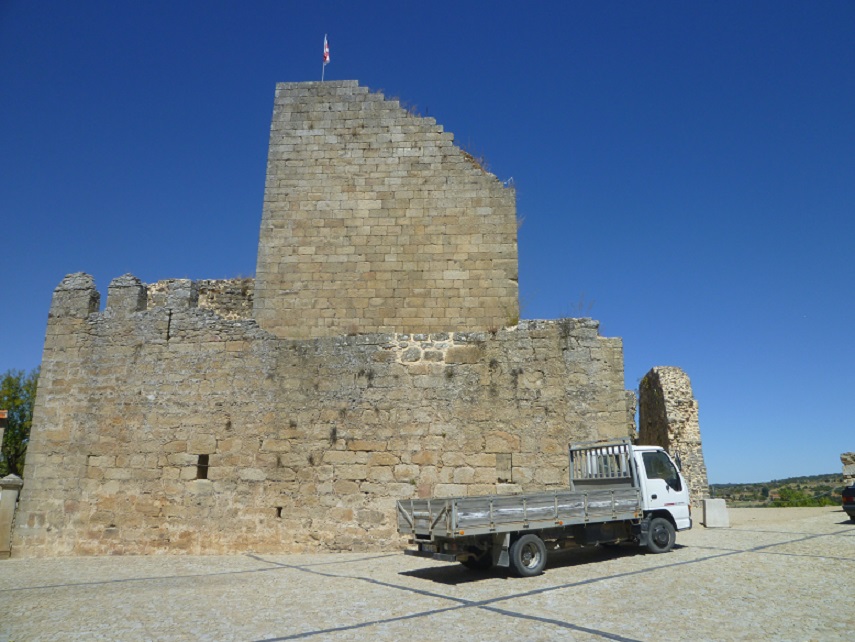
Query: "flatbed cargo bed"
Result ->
[[397, 486, 641, 540]]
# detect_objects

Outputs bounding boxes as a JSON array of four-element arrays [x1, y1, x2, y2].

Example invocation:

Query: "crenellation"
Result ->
[[106, 274, 147, 314], [49, 273, 101, 318]]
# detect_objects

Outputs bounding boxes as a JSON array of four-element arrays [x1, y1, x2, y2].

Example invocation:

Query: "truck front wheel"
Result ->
[[646, 517, 676, 553], [509, 534, 547, 577]]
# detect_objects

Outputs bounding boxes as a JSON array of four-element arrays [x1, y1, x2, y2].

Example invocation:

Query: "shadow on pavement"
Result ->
[[398, 543, 678, 585]]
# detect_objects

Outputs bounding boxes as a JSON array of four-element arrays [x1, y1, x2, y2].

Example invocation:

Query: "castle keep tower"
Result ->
[[253, 81, 519, 338]]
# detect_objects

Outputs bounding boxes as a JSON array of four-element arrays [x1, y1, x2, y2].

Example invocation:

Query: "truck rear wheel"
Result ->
[[509, 534, 547, 577], [646, 517, 676, 553]]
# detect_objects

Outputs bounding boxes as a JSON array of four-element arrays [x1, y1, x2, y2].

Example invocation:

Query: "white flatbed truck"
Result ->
[[396, 438, 692, 576]]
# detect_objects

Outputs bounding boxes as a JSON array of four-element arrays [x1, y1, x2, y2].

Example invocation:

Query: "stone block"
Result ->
[[323, 451, 364, 465], [336, 465, 368, 480], [444, 346, 482, 364], [702, 498, 730, 528], [50, 273, 100, 318], [333, 479, 360, 495], [434, 484, 466, 497], [485, 431, 520, 453], [106, 274, 147, 314], [393, 464, 421, 481], [441, 452, 467, 466], [261, 439, 292, 453], [367, 452, 398, 466], [188, 434, 217, 454], [452, 467, 475, 484], [178, 467, 197, 481], [166, 453, 198, 467], [165, 279, 200, 309], [238, 468, 267, 482], [367, 467, 394, 482], [347, 440, 387, 452]]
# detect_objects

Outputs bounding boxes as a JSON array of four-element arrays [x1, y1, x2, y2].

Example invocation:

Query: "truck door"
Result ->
[[638, 450, 691, 530]]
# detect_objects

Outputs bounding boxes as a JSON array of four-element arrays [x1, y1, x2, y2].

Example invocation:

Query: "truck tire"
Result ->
[[646, 517, 676, 553], [509, 534, 547, 577]]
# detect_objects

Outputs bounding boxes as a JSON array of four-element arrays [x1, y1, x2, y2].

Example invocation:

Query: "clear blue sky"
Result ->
[[1, 1, 853, 483]]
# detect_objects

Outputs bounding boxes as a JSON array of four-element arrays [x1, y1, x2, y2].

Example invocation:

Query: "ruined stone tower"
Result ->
[[254, 81, 519, 339], [638, 366, 710, 505]]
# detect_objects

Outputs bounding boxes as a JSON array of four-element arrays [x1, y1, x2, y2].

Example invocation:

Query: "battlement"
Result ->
[[253, 81, 519, 339], [49, 273, 255, 321]]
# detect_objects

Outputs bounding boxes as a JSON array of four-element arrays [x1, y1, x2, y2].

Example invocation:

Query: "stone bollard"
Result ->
[[0, 474, 24, 559], [702, 498, 730, 528]]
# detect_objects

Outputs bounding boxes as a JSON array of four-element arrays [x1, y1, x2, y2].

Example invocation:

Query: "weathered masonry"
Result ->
[[638, 367, 710, 506], [254, 81, 519, 339], [11, 81, 701, 557]]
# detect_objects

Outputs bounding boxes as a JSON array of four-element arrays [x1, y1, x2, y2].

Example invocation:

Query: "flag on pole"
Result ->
[[323, 35, 330, 66]]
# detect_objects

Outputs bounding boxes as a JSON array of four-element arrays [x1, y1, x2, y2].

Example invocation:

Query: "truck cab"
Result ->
[[634, 446, 692, 531]]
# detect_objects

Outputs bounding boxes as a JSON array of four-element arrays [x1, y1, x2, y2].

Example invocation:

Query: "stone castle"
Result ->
[[10, 81, 708, 557]]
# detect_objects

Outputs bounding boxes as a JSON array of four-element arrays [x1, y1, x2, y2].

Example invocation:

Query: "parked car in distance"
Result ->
[[843, 484, 855, 522]]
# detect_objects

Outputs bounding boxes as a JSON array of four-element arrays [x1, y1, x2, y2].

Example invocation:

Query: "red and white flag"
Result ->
[[323, 35, 330, 65]]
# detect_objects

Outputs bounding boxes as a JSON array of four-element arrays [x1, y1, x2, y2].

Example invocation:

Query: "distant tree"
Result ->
[[771, 486, 836, 508], [761, 486, 770, 499], [772, 487, 810, 507], [0, 367, 39, 477]]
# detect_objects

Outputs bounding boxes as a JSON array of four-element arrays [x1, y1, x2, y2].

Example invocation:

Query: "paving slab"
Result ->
[[1, 507, 852, 641]]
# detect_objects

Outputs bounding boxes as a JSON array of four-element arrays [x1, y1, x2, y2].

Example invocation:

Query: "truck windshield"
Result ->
[[642, 451, 682, 491]]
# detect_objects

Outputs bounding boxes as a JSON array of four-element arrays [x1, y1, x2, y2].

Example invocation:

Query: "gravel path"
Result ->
[[1, 507, 853, 641]]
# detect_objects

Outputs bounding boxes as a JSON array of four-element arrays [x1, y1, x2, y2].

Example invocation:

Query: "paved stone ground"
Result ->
[[1, 507, 853, 641]]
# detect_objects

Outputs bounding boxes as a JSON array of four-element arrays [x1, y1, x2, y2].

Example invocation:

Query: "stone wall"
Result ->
[[253, 81, 519, 339], [12, 274, 630, 556], [638, 366, 709, 505], [148, 278, 254, 320]]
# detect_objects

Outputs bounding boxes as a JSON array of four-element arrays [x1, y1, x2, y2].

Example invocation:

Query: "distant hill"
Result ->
[[710, 473, 845, 507]]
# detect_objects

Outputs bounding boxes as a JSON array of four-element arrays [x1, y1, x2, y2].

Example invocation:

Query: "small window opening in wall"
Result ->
[[276, 507, 283, 519], [196, 454, 209, 480]]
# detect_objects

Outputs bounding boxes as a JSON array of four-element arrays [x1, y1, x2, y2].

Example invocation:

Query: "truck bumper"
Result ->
[[404, 549, 458, 563]]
